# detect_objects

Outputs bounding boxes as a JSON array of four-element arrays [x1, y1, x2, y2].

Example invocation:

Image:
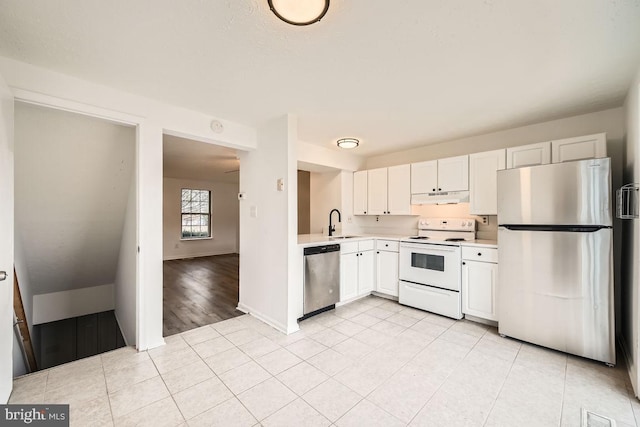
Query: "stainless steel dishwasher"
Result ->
[[302, 244, 341, 318]]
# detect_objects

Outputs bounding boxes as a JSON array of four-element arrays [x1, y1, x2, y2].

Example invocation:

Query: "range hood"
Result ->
[[411, 191, 469, 205]]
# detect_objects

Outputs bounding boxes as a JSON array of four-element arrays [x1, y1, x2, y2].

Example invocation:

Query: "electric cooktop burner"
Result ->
[[408, 236, 429, 240]]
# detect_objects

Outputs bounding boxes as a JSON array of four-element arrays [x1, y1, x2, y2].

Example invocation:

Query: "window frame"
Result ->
[[180, 188, 212, 240]]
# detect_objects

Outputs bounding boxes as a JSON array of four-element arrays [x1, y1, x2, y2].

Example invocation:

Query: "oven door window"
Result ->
[[411, 252, 445, 272]]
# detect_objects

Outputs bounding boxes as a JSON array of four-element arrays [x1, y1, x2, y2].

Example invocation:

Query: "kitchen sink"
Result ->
[[329, 235, 359, 240]]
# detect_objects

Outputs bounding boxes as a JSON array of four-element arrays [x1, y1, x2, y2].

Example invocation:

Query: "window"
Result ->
[[181, 189, 211, 239]]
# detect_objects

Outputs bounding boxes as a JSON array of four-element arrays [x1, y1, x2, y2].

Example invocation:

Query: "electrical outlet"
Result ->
[[347, 216, 353, 223], [174, 243, 179, 249], [480, 216, 489, 225]]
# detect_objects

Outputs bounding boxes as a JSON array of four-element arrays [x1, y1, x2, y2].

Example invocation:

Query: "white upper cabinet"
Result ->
[[506, 141, 551, 169], [551, 133, 606, 163], [437, 155, 469, 192], [354, 165, 411, 215], [410, 160, 438, 193], [367, 168, 388, 215], [469, 149, 506, 215], [386, 164, 411, 215], [353, 170, 368, 215], [411, 155, 468, 194]]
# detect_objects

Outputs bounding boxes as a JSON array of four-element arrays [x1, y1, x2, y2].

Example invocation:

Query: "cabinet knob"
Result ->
[[432, 188, 436, 191], [388, 211, 391, 214], [438, 188, 442, 191], [385, 244, 389, 247], [364, 211, 367, 214], [462, 261, 466, 265], [377, 251, 380, 254], [478, 252, 482, 256]]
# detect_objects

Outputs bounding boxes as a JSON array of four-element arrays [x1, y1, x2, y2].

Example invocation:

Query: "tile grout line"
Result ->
[[99, 355, 117, 426], [184, 326, 256, 423], [187, 318, 291, 424], [403, 319, 480, 426], [147, 351, 192, 426], [480, 333, 522, 427], [558, 354, 568, 427]]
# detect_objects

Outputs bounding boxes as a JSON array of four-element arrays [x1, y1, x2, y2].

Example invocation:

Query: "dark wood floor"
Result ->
[[163, 254, 243, 337]]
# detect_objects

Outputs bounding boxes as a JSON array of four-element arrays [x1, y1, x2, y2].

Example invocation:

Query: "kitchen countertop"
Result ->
[[297, 233, 404, 248], [460, 239, 497, 248], [298, 234, 497, 248]]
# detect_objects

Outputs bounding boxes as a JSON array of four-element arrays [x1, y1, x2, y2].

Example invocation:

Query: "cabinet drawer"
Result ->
[[358, 240, 375, 252], [462, 246, 498, 263], [376, 239, 399, 252], [340, 241, 359, 254]]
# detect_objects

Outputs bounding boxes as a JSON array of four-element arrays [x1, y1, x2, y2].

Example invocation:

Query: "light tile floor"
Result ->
[[9, 295, 639, 427]]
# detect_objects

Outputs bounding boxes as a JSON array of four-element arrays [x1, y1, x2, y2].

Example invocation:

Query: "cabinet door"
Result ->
[[367, 168, 388, 215], [358, 250, 375, 295], [551, 133, 606, 163], [437, 155, 469, 192], [506, 142, 551, 169], [340, 253, 359, 302], [462, 260, 498, 321], [353, 170, 368, 215], [376, 250, 398, 297], [387, 164, 411, 215], [469, 149, 506, 215], [411, 160, 438, 194]]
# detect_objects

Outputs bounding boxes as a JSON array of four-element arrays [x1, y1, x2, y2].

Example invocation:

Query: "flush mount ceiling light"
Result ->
[[268, 0, 330, 26], [337, 138, 359, 149]]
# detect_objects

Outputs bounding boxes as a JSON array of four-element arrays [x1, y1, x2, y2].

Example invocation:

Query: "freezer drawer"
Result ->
[[399, 280, 462, 320], [497, 227, 614, 364]]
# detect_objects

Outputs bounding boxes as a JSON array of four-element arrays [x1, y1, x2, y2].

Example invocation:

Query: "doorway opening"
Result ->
[[162, 135, 243, 336], [13, 102, 137, 372]]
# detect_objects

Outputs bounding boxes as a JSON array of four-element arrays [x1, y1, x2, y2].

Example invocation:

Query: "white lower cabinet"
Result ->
[[340, 240, 375, 302], [376, 240, 399, 297], [340, 252, 359, 301], [461, 247, 498, 321]]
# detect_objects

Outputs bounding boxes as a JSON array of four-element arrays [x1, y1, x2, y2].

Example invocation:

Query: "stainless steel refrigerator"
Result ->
[[497, 157, 615, 365]]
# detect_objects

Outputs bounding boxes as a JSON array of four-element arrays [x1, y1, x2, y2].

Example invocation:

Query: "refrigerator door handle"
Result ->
[[500, 224, 611, 232]]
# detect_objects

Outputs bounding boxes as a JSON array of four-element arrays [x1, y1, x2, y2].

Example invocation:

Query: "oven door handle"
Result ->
[[400, 244, 458, 253]]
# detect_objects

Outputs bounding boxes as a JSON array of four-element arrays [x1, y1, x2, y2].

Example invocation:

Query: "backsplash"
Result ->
[[346, 203, 498, 240]]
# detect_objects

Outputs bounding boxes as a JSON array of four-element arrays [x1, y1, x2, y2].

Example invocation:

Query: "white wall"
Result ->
[[32, 284, 114, 325], [238, 115, 298, 333], [114, 176, 137, 345], [163, 178, 239, 260], [622, 68, 640, 395], [348, 205, 497, 240], [14, 103, 136, 296], [298, 140, 365, 172], [309, 171, 342, 235], [366, 107, 624, 169]]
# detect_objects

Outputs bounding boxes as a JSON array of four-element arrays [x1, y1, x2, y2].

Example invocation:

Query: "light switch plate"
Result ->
[[277, 178, 284, 191]]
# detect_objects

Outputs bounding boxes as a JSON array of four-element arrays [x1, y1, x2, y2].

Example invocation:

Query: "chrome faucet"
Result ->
[[329, 209, 341, 237]]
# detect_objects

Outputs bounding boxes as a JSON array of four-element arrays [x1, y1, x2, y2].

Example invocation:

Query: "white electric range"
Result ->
[[398, 218, 476, 319]]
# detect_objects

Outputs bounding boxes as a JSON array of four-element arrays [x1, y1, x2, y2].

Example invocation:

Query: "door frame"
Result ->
[[11, 89, 149, 348]]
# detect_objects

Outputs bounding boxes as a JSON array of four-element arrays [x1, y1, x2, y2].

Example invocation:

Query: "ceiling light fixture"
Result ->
[[337, 138, 359, 149], [268, 0, 330, 26]]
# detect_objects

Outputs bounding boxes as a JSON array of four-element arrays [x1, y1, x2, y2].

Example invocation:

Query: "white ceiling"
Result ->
[[163, 134, 239, 183], [1, 1, 639, 157]]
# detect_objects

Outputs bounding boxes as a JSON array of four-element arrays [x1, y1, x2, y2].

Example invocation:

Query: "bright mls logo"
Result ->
[[1, 405, 69, 426]]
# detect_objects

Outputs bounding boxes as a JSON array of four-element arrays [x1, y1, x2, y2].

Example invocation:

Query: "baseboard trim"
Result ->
[[619, 336, 637, 397], [142, 338, 166, 352], [163, 250, 237, 261], [113, 312, 129, 347], [236, 303, 292, 334]]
